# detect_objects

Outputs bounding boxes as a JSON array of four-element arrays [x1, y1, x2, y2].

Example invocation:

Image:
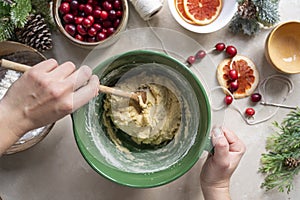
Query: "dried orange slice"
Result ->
[[217, 55, 260, 99], [175, 0, 196, 24], [183, 0, 222, 25]]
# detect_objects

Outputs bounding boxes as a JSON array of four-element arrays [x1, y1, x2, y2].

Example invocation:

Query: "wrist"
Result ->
[[201, 185, 231, 200]]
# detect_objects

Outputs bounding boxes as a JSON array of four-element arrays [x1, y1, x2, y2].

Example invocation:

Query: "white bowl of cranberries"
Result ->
[[53, 0, 128, 48]]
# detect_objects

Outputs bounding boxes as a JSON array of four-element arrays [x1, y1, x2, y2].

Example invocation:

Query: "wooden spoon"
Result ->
[[0, 59, 146, 103]]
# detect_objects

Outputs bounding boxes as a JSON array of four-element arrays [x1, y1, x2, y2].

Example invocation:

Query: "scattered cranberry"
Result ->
[[59, 2, 70, 14], [224, 95, 233, 105], [59, 0, 123, 43], [229, 80, 239, 92], [226, 46, 237, 57], [251, 93, 262, 102], [215, 43, 226, 51], [187, 56, 196, 65], [245, 108, 255, 116], [196, 50, 206, 59], [228, 69, 238, 81]]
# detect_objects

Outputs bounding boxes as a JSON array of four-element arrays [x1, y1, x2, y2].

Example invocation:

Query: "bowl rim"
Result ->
[[167, 0, 238, 33], [52, 0, 129, 47], [72, 49, 212, 188], [266, 20, 300, 74]]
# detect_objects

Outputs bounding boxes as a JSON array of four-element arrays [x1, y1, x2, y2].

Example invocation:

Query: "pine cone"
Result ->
[[16, 14, 53, 52], [237, 0, 257, 20], [284, 157, 300, 170]]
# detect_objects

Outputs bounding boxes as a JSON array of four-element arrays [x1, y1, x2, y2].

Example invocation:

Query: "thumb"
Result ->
[[211, 127, 230, 166]]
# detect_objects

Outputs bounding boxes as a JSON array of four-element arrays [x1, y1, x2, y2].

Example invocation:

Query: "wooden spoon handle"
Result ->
[[0, 59, 31, 72], [0, 59, 140, 102]]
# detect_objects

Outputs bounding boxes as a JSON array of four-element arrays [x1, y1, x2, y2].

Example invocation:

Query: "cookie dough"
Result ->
[[103, 73, 181, 145]]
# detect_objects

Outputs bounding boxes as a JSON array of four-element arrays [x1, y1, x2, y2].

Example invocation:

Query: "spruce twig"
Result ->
[[259, 108, 300, 193]]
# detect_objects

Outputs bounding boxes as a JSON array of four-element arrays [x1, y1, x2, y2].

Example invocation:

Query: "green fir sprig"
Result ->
[[259, 108, 300, 193], [229, 0, 280, 36], [0, 0, 53, 42]]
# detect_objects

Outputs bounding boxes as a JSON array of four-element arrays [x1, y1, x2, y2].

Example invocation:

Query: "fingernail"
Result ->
[[212, 127, 223, 138]]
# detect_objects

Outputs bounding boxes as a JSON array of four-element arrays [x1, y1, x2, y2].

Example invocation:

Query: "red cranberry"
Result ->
[[187, 56, 196, 65], [64, 24, 76, 36], [100, 10, 108, 20], [245, 108, 255, 116], [215, 43, 226, 51], [226, 46, 237, 57], [109, 10, 117, 20], [75, 34, 84, 41], [113, 19, 120, 28], [195, 50, 206, 59], [84, 4, 93, 15], [77, 24, 87, 35], [88, 27, 97, 36], [70, 0, 79, 10], [93, 9, 102, 18], [93, 23, 102, 31], [87, 15, 94, 24], [59, 2, 70, 14], [82, 18, 92, 28], [224, 95, 233, 105], [63, 13, 74, 23], [113, 0, 121, 9], [251, 93, 262, 102], [229, 81, 239, 92], [87, 36, 96, 42], [78, 4, 85, 11], [97, 32, 106, 41], [228, 69, 238, 81], [116, 10, 122, 17], [102, 20, 112, 28], [107, 27, 115, 35], [75, 16, 84, 24], [103, 1, 113, 11]]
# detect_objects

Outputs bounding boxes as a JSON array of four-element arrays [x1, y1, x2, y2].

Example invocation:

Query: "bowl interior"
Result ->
[[267, 21, 300, 73], [168, 0, 237, 33], [72, 50, 211, 188]]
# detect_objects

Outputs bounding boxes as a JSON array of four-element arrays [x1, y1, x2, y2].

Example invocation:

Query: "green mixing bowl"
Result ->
[[71, 50, 211, 188]]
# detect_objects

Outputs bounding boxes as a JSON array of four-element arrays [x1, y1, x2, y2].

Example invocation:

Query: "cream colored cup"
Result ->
[[265, 21, 300, 74]]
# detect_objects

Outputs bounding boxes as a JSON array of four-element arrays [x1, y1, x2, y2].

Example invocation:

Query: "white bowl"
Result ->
[[168, 0, 238, 33]]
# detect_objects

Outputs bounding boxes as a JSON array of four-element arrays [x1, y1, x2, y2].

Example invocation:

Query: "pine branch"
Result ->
[[254, 0, 280, 26], [229, 15, 260, 36], [31, 0, 55, 29], [0, 19, 14, 41], [259, 108, 300, 193], [10, 0, 32, 28]]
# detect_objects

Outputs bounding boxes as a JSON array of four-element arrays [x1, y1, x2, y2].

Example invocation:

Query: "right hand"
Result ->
[[200, 127, 246, 199]]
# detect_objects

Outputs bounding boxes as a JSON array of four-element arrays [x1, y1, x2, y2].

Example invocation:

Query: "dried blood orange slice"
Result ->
[[217, 55, 259, 99], [183, 0, 222, 25], [175, 0, 196, 24]]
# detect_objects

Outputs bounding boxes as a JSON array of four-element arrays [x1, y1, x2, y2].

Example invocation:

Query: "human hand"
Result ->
[[200, 127, 246, 200], [0, 59, 99, 153]]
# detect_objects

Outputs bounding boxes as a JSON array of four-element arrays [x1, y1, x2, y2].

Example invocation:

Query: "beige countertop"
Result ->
[[1, 1, 300, 200]]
